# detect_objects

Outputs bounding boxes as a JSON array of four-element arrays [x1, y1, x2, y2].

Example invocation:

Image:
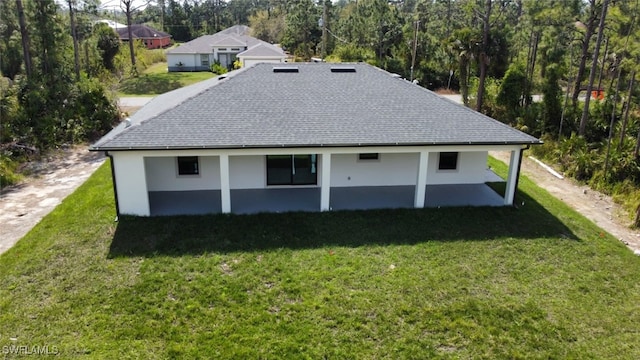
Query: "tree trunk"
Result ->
[[15, 0, 32, 79], [618, 71, 635, 151], [579, 0, 609, 136], [571, 1, 598, 107], [68, 0, 80, 80], [84, 40, 90, 74], [604, 62, 623, 175], [122, 0, 137, 73], [460, 56, 469, 106], [596, 35, 609, 96], [476, 0, 492, 112], [525, 31, 539, 107]]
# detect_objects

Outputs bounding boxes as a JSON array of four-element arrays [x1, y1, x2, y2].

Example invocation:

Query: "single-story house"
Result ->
[[166, 25, 286, 72], [91, 63, 542, 217], [116, 24, 171, 50]]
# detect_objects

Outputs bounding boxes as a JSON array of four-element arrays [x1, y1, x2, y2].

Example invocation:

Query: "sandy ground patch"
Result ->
[[0, 146, 105, 254]]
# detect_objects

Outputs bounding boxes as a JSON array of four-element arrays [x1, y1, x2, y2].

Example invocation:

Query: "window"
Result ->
[[358, 153, 379, 160], [200, 54, 209, 67], [438, 152, 458, 170], [267, 155, 317, 185], [177, 156, 199, 175]]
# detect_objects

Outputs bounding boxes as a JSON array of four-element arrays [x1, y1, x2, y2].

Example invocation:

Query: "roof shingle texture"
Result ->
[[116, 24, 170, 39], [93, 63, 540, 150]]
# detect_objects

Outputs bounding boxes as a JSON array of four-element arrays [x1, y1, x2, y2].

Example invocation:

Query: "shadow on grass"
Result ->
[[109, 188, 578, 257], [119, 75, 182, 95]]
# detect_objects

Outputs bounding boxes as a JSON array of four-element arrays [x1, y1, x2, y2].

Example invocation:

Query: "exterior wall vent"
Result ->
[[273, 66, 299, 73], [330, 67, 356, 73]]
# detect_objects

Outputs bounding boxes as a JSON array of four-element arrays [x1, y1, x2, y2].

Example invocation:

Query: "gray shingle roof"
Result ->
[[92, 63, 541, 151], [165, 26, 283, 56], [209, 35, 248, 47], [237, 43, 287, 58], [116, 24, 170, 40]]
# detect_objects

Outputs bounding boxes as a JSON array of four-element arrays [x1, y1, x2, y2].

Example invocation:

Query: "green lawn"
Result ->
[[117, 62, 215, 96], [1, 158, 639, 358]]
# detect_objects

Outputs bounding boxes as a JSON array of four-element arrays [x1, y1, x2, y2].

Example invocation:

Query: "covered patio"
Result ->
[[147, 182, 506, 216]]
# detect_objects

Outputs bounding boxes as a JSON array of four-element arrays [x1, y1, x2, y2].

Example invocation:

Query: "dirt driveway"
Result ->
[[1, 147, 639, 255], [0, 147, 105, 254]]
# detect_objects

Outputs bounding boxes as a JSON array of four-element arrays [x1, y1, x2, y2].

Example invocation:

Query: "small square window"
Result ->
[[438, 152, 458, 170], [177, 156, 199, 175], [358, 153, 379, 160]]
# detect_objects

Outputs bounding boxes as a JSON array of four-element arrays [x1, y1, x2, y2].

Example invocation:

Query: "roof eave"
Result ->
[[89, 140, 543, 152]]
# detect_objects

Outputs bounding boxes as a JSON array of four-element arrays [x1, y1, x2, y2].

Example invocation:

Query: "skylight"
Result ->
[[273, 67, 299, 73], [330, 67, 356, 73]]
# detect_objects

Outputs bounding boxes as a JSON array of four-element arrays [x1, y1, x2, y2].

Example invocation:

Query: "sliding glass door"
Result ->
[[267, 155, 317, 185]]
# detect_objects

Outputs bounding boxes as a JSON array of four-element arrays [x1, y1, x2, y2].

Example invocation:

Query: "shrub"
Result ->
[[211, 61, 228, 75], [0, 153, 21, 188]]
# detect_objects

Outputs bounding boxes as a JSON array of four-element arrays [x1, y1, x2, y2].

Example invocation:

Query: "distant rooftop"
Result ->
[[115, 24, 170, 40], [166, 25, 283, 56]]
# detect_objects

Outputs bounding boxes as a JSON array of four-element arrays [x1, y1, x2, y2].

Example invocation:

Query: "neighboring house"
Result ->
[[166, 25, 286, 72], [116, 24, 171, 50], [91, 63, 542, 217]]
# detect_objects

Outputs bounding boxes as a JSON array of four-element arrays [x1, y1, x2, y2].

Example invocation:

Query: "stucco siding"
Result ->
[[145, 156, 221, 191], [112, 152, 150, 216], [142, 151, 489, 192], [167, 54, 199, 72], [426, 151, 487, 185], [331, 153, 419, 187], [229, 155, 265, 189]]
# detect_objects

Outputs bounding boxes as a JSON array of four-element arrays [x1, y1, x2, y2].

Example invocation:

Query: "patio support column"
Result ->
[[504, 149, 522, 205], [219, 154, 231, 213], [414, 150, 429, 208], [320, 153, 331, 211]]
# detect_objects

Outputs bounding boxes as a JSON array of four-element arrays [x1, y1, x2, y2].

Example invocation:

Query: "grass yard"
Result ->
[[1, 158, 639, 358], [117, 62, 215, 96]]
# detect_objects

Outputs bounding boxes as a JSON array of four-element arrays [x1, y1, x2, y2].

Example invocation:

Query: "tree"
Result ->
[[571, 0, 599, 107], [121, 0, 150, 74], [250, 10, 285, 44], [67, 0, 80, 80], [579, 0, 609, 136], [0, 0, 23, 80], [542, 62, 563, 135], [94, 23, 120, 71], [165, 0, 190, 41], [497, 62, 527, 123], [15, 0, 32, 79], [476, 0, 492, 112], [282, 0, 321, 59]]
